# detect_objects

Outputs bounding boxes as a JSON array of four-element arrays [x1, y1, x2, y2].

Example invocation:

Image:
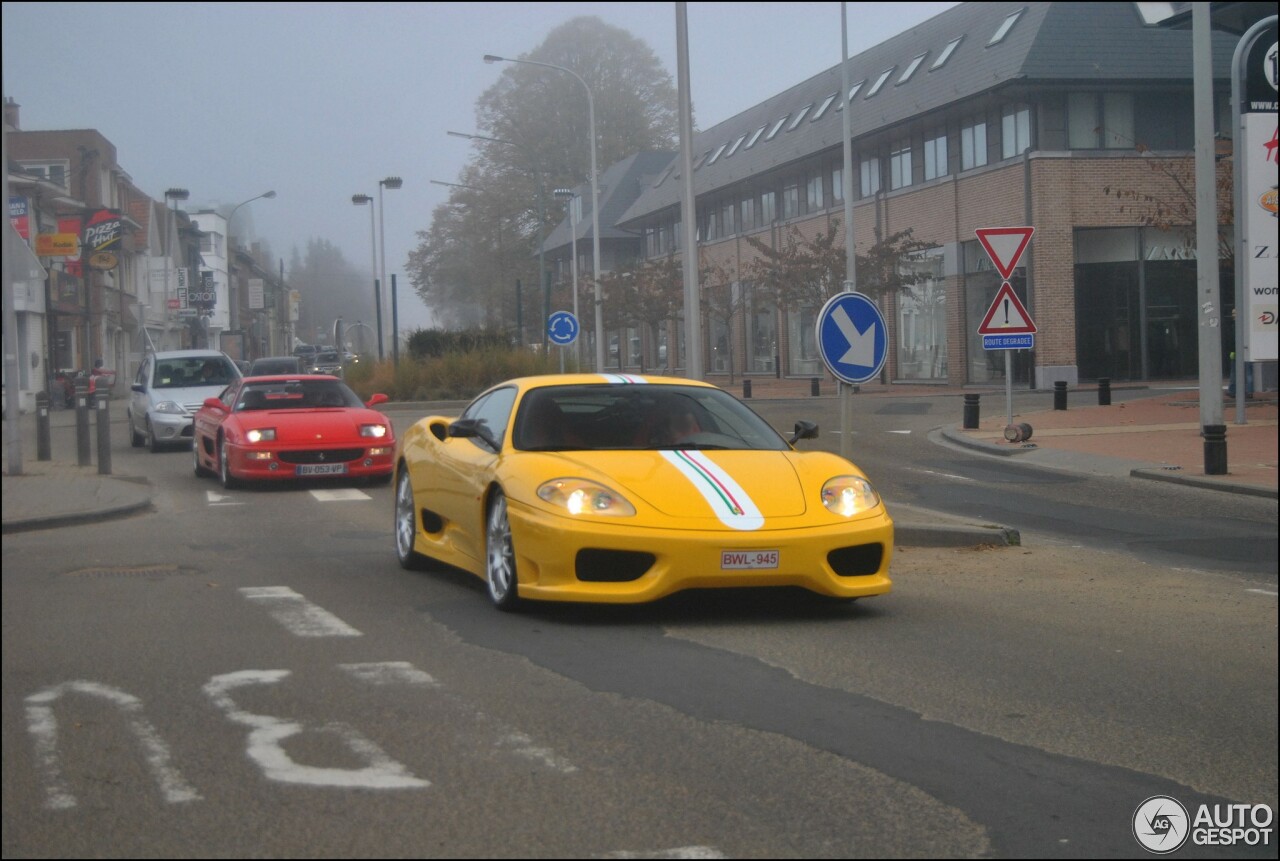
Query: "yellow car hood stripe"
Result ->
[[660, 450, 764, 531]]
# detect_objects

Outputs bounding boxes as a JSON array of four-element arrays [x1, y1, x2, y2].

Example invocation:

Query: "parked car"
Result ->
[[192, 375, 393, 488], [393, 374, 893, 610], [248, 356, 302, 376], [128, 350, 242, 452]]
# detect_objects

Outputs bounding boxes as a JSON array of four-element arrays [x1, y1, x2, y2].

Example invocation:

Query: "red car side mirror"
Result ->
[[203, 397, 228, 411], [365, 393, 389, 408]]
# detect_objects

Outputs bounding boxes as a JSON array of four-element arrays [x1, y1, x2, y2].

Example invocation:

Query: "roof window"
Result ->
[[866, 67, 895, 98], [898, 53, 927, 84], [764, 115, 789, 142], [988, 8, 1024, 45], [836, 80, 865, 111], [931, 36, 962, 70], [744, 124, 768, 149], [812, 93, 838, 121], [787, 104, 813, 131], [705, 142, 728, 166], [725, 133, 748, 157]]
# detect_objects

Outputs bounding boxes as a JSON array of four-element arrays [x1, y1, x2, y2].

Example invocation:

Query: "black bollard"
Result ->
[[743, 379, 752, 399], [811, 377, 820, 397], [75, 380, 91, 466], [36, 391, 52, 461], [1203, 424, 1227, 476], [96, 390, 112, 475], [1098, 377, 1111, 406], [1053, 380, 1067, 411], [963, 393, 980, 429]]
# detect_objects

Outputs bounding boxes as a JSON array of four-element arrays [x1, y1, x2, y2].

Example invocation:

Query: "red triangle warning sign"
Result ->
[[975, 227, 1034, 280], [978, 281, 1037, 335]]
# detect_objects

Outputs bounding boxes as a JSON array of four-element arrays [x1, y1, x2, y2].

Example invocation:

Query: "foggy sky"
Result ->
[[2, 1, 956, 332]]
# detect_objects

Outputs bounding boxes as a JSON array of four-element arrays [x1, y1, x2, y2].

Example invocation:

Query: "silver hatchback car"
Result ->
[[128, 350, 242, 452]]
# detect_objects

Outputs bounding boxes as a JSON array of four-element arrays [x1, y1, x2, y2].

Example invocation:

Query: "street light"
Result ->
[[484, 53, 603, 369], [554, 187, 581, 363], [378, 176, 402, 362], [226, 190, 276, 351], [448, 130, 550, 349], [350, 193, 380, 358], [163, 188, 189, 350]]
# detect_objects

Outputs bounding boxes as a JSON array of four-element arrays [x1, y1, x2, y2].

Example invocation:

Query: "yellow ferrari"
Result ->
[[394, 374, 893, 610]]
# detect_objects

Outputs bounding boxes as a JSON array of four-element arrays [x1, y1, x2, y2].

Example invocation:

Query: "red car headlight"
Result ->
[[360, 424, 389, 438], [246, 428, 277, 443]]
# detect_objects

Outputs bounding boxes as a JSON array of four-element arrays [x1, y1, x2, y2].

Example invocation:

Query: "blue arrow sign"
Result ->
[[547, 310, 579, 346], [816, 292, 888, 385]]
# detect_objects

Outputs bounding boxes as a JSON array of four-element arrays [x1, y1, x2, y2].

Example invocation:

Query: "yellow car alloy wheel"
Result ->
[[485, 490, 519, 611]]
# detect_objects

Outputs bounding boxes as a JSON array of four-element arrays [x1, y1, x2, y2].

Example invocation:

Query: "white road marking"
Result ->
[[1246, 588, 1278, 597], [206, 490, 243, 506], [888, 429, 913, 434], [498, 732, 579, 774], [338, 662, 438, 687], [204, 670, 429, 789], [25, 681, 202, 809], [239, 587, 362, 637], [904, 467, 976, 482], [601, 849, 726, 859], [310, 488, 371, 501]]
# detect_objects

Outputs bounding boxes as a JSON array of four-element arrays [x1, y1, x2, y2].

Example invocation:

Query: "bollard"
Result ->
[[36, 391, 52, 461], [743, 379, 752, 399], [1098, 377, 1111, 406], [96, 390, 112, 475], [75, 380, 92, 466], [1053, 380, 1067, 411], [963, 393, 980, 429], [811, 377, 820, 397], [1203, 424, 1227, 476]]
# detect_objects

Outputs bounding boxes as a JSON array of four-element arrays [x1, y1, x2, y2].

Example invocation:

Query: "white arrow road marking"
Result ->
[[310, 488, 371, 501], [206, 490, 243, 505], [239, 587, 362, 637], [832, 304, 877, 366]]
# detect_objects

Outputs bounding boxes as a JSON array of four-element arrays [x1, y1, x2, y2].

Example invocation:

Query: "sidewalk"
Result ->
[[3, 382, 1275, 539]]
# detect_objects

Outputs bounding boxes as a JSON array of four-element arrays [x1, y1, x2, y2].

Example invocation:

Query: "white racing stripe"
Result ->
[[239, 586, 362, 637]]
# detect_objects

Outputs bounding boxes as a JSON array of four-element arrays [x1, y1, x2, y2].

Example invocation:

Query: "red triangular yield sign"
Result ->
[[977, 281, 1037, 335], [975, 227, 1035, 280]]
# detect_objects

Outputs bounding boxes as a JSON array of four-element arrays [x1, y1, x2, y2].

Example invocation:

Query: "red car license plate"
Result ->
[[720, 550, 779, 570], [296, 463, 348, 476]]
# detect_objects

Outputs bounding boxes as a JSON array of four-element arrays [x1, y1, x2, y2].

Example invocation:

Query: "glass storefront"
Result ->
[[896, 250, 947, 381], [786, 305, 822, 376]]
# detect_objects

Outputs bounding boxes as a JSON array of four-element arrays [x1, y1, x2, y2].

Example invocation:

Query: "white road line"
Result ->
[[338, 662, 438, 687], [904, 467, 976, 482], [888, 429, 913, 434], [239, 587, 362, 637], [601, 849, 726, 859], [498, 732, 579, 774], [1246, 588, 1278, 597], [206, 490, 243, 506], [310, 489, 371, 502]]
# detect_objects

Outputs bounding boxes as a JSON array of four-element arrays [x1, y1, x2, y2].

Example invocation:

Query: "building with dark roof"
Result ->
[[544, 1, 1244, 387]]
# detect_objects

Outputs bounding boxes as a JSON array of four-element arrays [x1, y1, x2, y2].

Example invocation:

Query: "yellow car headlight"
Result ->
[[246, 428, 276, 443], [821, 475, 880, 516], [537, 478, 636, 517]]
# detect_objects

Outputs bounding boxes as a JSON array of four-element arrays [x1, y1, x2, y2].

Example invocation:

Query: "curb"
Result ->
[[0, 497, 153, 534]]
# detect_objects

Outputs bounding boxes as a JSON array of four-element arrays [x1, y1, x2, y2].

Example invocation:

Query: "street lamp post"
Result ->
[[447, 130, 549, 350], [350, 193, 380, 357], [226, 190, 276, 352], [163, 188, 189, 350], [554, 187, 580, 364], [377, 177, 403, 361], [484, 54, 603, 370]]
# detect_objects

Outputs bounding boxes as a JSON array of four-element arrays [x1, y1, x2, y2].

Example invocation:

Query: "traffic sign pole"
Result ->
[[815, 290, 888, 461]]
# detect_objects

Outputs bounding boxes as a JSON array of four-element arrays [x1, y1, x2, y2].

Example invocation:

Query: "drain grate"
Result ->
[[65, 564, 193, 578]]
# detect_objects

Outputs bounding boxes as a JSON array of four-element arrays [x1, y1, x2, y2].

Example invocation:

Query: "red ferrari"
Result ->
[[192, 375, 395, 488]]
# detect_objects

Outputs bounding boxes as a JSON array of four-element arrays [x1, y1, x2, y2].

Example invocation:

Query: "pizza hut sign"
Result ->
[[83, 209, 122, 253]]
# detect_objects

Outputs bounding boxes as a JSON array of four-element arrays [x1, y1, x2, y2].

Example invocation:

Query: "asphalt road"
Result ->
[[2, 401, 1275, 858]]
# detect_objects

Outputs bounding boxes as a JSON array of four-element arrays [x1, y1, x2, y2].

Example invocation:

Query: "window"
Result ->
[[831, 165, 844, 202], [745, 283, 777, 373], [989, 8, 1024, 46], [932, 37, 962, 70], [721, 200, 736, 236], [760, 191, 777, 224], [836, 80, 865, 111], [693, 150, 712, 170], [788, 105, 813, 131], [740, 196, 755, 231], [783, 181, 800, 219], [1070, 92, 1136, 149], [924, 133, 948, 180], [787, 305, 822, 375], [896, 250, 947, 381], [806, 174, 824, 211], [725, 133, 748, 158], [653, 165, 674, 188], [961, 120, 988, 169], [1001, 105, 1031, 158], [898, 53, 927, 84], [19, 160, 69, 189], [866, 68, 895, 97], [812, 93, 838, 121], [744, 125, 768, 149], [890, 141, 912, 190], [706, 142, 728, 166], [765, 115, 789, 141], [860, 156, 881, 197]]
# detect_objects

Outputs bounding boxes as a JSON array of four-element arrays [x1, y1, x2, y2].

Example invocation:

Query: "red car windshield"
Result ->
[[236, 380, 362, 411]]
